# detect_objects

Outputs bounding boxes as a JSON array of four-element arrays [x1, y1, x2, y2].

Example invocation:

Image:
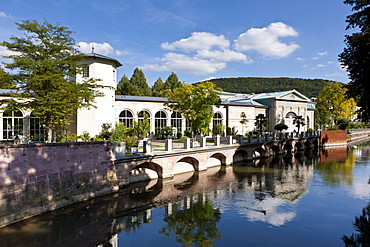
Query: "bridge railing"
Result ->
[[113, 131, 320, 158]]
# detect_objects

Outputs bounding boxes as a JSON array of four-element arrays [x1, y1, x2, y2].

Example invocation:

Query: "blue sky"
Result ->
[[0, 0, 355, 86]]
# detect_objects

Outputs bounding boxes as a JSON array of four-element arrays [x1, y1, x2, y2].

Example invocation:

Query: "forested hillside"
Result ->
[[208, 77, 336, 98]]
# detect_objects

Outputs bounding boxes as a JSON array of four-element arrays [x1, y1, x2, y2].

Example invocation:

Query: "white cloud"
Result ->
[[77, 42, 115, 55], [296, 57, 306, 61], [234, 22, 300, 58], [196, 49, 252, 63], [0, 12, 8, 18], [161, 32, 230, 53], [115, 50, 128, 56], [318, 51, 328, 56], [142, 53, 226, 75]]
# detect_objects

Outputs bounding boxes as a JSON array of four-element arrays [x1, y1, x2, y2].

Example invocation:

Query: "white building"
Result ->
[[0, 53, 315, 142]]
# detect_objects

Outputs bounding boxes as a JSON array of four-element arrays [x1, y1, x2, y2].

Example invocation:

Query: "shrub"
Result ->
[[212, 123, 225, 136], [110, 123, 129, 142], [184, 129, 192, 138], [58, 131, 79, 142]]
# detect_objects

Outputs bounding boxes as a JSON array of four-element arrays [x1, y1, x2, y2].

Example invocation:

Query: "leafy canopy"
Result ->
[[0, 19, 102, 142], [315, 81, 357, 129], [254, 114, 269, 134], [339, 0, 370, 122], [163, 81, 221, 137]]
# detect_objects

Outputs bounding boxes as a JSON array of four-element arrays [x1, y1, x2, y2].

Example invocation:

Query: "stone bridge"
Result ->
[[113, 136, 320, 187]]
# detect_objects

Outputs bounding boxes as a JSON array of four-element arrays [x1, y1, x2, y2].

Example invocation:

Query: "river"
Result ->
[[0, 141, 370, 247]]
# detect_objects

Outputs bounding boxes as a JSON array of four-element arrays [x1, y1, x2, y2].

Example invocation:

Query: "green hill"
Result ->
[[208, 77, 334, 98]]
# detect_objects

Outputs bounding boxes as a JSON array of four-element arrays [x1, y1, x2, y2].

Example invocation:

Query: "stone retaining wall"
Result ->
[[0, 141, 118, 227], [319, 130, 347, 146]]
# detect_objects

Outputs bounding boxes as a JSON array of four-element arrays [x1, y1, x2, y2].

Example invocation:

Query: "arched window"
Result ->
[[213, 112, 223, 129], [138, 110, 150, 122], [155, 111, 167, 129], [171, 111, 182, 132], [285, 112, 297, 119], [3, 109, 23, 140], [30, 113, 46, 142], [119, 110, 134, 127], [306, 116, 310, 128]]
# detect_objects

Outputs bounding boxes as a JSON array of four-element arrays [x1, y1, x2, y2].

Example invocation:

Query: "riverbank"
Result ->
[[347, 128, 370, 145]]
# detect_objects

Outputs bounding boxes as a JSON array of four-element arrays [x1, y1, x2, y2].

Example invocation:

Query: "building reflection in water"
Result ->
[[0, 146, 364, 246]]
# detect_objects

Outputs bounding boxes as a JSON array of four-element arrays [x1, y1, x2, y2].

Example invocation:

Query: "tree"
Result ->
[[164, 72, 181, 91], [0, 67, 15, 89], [163, 81, 221, 138], [315, 81, 357, 129], [339, 0, 370, 122], [152, 77, 164, 96], [239, 112, 249, 136], [0, 19, 102, 142], [293, 115, 305, 134], [274, 123, 288, 132], [130, 67, 151, 96], [254, 114, 269, 134], [116, 75, 139, 95]]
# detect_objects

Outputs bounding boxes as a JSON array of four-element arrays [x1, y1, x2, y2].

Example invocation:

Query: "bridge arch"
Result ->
[[209, 152, 226, 167], [270, 144, 284, 155], [294, 141, 305, 151], [233, 149, 248, 163], [283, 142, 293, 153], [175, 156, 200, 174], [129, 162, 163, 183], [254, 146, 267, 158]]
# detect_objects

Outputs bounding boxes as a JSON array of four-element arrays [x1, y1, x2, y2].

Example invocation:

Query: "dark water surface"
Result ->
[[1, 143, 370, 247]]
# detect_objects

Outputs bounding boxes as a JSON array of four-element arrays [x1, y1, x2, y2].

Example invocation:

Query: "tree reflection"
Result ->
[[342, 202, 370, 246], [316, 149, 356, 186], [159, 195, 221, 246]]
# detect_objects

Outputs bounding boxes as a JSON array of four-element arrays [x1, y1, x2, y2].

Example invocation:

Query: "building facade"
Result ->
[[0, 53, 315, 142]]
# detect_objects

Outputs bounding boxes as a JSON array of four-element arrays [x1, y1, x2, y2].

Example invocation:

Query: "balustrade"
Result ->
[[113, 131, 321, 158]]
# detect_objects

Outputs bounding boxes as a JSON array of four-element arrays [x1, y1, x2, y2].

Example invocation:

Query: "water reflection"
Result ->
[[1, 145, 370, 246], [342, 202, 370, 246], [159, 195, 221, 246], [316, 148, 356, 186]]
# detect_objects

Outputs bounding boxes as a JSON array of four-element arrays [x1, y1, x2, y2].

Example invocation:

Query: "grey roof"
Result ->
[[221, 100, 255, 106], [115, 95, 168, 102], [84, 52, 122, 67]]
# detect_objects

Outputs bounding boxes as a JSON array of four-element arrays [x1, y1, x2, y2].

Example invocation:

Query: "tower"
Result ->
[[73, 52, 122, 137]]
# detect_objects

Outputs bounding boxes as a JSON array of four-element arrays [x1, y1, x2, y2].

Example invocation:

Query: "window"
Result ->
[[138, 110, 150, 122], [155, 111, 167, 129], [82, 66, 89, 77], [306, 116, 310, 128], [30, 113, 46, 142], [185, 119, 191, 131], [171, 111, 182, 132], [3, 109, 23, 140], [285, 112, 297, 119], [119, 110, 134, 128], [212, 112, 222, 129]]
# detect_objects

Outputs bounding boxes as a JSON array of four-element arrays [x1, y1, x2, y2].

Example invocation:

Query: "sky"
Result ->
[[0, 0, 356, 86]]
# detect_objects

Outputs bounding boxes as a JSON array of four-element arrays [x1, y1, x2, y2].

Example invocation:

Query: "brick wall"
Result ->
[[0, 141, 118, 227], [320, 130, 347, 146]]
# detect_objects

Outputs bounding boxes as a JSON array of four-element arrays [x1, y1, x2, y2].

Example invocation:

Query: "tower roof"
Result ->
[[84, 52, 122, 67]]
